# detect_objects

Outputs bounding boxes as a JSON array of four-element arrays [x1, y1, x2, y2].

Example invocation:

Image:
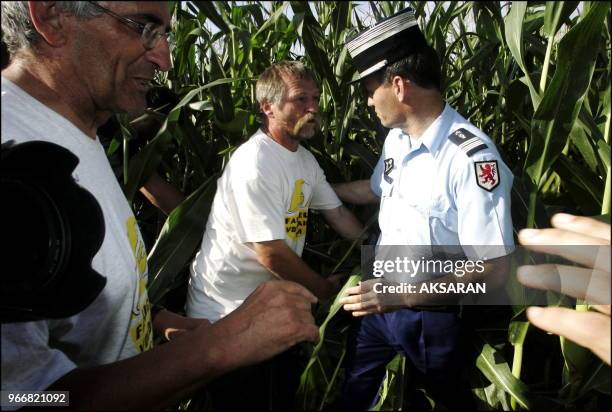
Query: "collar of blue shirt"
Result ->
[[399, 102, 454, 156]]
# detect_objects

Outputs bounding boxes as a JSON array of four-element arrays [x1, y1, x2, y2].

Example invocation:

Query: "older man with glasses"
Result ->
[[1, 2, 319, 410]]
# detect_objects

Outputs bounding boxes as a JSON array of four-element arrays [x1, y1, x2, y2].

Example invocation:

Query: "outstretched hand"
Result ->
[[202, 280, 320, 372], [517, 213, 610, 365], [339, 278, 407, 317]]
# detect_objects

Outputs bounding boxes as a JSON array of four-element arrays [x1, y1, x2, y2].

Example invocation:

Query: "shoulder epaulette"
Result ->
[[448, 128, 488, 157]]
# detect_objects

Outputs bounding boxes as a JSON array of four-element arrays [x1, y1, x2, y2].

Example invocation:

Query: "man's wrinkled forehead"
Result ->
[[281, 73, 319, 95], [109, 1, 172, 31]]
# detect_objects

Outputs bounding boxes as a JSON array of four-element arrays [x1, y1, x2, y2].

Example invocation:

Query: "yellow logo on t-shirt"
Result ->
[[285, 179, 308, 240], [127, 217, 147, 275], [126, 217, 153, 352], [288, 179, 305, 213]]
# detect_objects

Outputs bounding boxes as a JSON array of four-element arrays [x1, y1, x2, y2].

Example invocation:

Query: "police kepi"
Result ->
[[346, 7, 427, 81]]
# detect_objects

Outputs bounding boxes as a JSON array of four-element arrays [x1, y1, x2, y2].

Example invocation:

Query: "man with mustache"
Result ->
[[186, 60, 364, 409]]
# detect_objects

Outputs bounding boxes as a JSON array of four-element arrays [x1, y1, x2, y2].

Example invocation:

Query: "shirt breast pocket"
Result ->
[[378, 181, 396, 235], [428, 197, 458, 244]]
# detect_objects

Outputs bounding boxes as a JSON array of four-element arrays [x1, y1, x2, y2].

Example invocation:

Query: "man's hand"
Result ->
[[339, 278, 407, 317], [517, 213, 611, 365], [205, 280, 320, 371]]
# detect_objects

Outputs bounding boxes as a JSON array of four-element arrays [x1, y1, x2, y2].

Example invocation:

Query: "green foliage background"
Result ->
[[111, 1, 610, 410]]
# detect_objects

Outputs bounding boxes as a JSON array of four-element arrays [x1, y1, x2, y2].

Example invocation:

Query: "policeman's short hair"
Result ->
[[374, 45, 443, 92], [256, 61, 316, 105]]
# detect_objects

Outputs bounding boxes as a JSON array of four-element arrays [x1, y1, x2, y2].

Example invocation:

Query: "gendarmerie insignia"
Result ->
[[383, 158, 394, 184], [384, 158, 394, 176], [449, 128, 488, 157], [474, 160, 500, 191]]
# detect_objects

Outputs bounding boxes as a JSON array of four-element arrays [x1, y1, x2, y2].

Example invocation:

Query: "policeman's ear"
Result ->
[[391, 75, 409, 103], [29, 2, 69, 48]]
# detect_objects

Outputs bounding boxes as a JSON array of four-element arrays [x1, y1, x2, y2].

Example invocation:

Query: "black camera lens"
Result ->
[[1, 140, 106, 322], [2, 177, 69, 296]]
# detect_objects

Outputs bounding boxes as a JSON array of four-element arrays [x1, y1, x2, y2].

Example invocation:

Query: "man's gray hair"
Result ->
[[1, 2, 103, 56], [255, 60, 316, 105]]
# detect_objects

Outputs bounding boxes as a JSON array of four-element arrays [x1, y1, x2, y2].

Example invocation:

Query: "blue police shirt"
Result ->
[[370, 103, 515, 260]]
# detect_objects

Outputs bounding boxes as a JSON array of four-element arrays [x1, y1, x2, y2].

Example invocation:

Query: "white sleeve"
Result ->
[[1, 322, 76, 395], [310, 162, 342, 210], [454, 153, 515, 260], [228, 165, 286, 244]]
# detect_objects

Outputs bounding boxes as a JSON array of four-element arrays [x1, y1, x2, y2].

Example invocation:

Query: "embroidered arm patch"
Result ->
[[474, 160, 500, 191], [449, 128, 488, 157]]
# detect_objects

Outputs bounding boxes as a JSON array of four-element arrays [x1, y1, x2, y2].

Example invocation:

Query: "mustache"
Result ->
[[293, 113, 321, 134]]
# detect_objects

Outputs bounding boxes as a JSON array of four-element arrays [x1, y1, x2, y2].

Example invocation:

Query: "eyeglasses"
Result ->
[[87, 1, 170, 50]]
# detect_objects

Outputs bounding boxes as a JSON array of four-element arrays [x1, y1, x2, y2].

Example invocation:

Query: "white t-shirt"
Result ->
[[1, 77, 153, 398], [186, 129, 341, 321]]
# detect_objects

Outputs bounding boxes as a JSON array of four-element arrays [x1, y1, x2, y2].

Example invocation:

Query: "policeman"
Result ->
[[332, 7, 515, 409]]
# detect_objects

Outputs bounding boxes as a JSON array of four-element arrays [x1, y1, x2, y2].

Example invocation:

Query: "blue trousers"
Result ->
[[336, 308, 464, 410]]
